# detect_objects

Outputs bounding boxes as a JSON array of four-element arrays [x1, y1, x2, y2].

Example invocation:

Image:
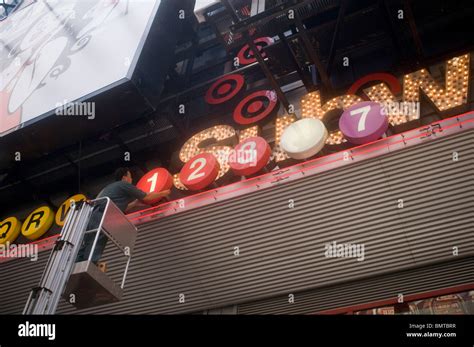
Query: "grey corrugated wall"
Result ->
[[0, 129, 473, 314], [236, 256, 474, 314]]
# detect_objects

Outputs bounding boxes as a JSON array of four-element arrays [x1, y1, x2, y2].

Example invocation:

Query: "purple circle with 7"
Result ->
[[339, 101, 389, 145]]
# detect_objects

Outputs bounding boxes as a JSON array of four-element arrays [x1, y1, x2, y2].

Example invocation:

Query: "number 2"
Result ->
[[188, 158, 207, 181]]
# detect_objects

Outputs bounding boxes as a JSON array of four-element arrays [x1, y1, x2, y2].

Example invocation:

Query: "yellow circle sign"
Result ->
[[21, 206, 54, 241], [55, 194, 87, 227], [0, 217, 22, 245]]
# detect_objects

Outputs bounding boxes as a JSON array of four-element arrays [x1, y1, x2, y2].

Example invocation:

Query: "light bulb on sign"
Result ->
[[179, 125, 236, 181], [300, 91, 362, 145], [403, 54, 469, 112], [172, 173, 188, 191], [271, 114, 297, 162], [239, 125, 259, 142]]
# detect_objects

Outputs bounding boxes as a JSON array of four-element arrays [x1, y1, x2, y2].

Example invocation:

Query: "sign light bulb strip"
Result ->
[[131, 114, 474, 221], [14, 113, 473, 258], [129, 112, 474, 223]]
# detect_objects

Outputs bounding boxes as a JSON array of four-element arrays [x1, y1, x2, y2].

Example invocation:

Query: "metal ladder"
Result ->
[[23, 200, 94, 315]]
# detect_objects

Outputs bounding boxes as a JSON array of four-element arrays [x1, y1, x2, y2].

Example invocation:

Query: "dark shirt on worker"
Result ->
[[96, 181, 147, 212]]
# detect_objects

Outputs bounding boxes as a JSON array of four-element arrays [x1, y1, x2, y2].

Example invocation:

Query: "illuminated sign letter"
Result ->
[[55, 194, 87, 227], [301, 91, 363, 145], [179, 125, 237, 181], [403, 54, 470, 113], [0, 217, 22, 245], [21, 206, 54, 241], [238, 125, 259, 142], [271, 114, 297, 162]]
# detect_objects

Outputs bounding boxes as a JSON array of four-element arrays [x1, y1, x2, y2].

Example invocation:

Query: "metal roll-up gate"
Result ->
[[0, 128, 472, 314]]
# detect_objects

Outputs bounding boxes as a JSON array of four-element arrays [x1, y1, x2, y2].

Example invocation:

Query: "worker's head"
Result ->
[[115, 167, 132, 183]]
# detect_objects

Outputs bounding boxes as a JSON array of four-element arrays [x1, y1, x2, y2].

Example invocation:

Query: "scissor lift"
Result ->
[[23, 198, 137, 314]]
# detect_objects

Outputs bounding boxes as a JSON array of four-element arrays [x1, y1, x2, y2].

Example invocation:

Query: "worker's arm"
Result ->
[[122, 182, 171, 209], [125, 190, 170, 213], [125, 199, 140, 213], [142, 190, 171, 204]]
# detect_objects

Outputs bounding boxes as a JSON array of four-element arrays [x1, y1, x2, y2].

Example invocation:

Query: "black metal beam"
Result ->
[[174, 36, 221, 63], [378, 0, 405, 65], [63, 153, 79, 171], [221, 0, 241, 22], [245, 33, 292, 113], [164, 105, 187, 137], [158, 62, 260, 104], [226, 0, 337, 93], [230, 0, 313, 33], [167, 2, 397, 106], [184, 39, 198, 86], [403, 0, 424, 61], [326, 0, 349, 76], [294, 15, 332, 91], [212, 0, 293, 113], [10, 162, 57, 209], [278, 33, 315, 92], [111, 132, 148, 173], [63, 153, 83, 195]]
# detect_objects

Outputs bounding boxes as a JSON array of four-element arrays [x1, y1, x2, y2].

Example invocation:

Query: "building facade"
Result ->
[[0, 0, 473, 315]]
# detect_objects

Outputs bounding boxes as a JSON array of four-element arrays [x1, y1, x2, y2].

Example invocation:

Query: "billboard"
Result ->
[[0, 0, 161, 136]]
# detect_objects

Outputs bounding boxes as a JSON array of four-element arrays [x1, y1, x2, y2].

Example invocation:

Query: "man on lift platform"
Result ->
[[76, 167, 170, 270]]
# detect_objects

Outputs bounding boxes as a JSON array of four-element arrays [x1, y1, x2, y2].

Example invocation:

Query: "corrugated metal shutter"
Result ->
[[236, 257, 474, 314], [0, 129, 473, 314], [0, 255, 48, 314]]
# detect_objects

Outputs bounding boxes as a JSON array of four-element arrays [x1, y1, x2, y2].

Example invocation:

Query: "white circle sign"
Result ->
[[280, 118, 328, 159]]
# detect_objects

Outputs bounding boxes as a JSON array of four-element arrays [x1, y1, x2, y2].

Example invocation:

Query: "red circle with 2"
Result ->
[[229, 136, 271, 176], [137, 168, 173, 203], [180, 153, 220, 191]]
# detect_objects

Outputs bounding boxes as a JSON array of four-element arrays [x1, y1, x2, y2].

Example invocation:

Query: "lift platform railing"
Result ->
[[23, 197, 137, 314]]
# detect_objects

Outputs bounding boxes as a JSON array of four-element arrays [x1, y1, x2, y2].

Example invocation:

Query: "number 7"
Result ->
[[350, 105, 371, 132]]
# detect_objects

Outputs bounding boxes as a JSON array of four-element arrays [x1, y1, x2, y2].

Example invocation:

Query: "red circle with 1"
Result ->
[[229, 136, 271, 176], [137, 168, 173, 203], [180, 153, 220, 191]]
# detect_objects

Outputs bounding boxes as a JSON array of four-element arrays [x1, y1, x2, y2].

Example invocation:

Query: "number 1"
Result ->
[[147, 172, 158, 192]]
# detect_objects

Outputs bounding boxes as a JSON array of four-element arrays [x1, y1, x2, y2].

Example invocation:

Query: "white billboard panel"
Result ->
[[0, 0, 161, 136]]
